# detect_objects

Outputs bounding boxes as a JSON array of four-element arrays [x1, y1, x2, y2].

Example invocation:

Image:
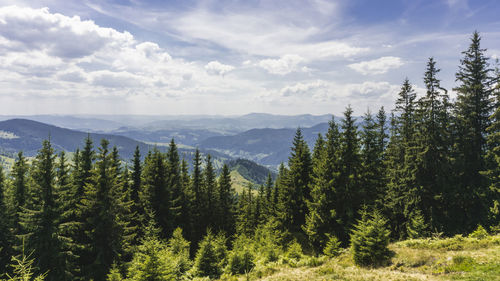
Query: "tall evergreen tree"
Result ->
[[79, 139, 124, 280], [167, 139, 183, 236], [129, 146, 144, 246], [385, 79, 418, 239], [191, 149, 204, 244], [304, 118, 341, 250], [203, 154, 218, 232], [217, 164, 236, 236], [0, 165, 14, 275], [141, 147, 169, 236], [277, 128, 312, 233], [413, 57, 452, 232], [337, 106, 362, 242], [19, 140, 65, 280], [453, 31, 494, 231], [484, 62, 500, 226], [11, 151, 28, 237]]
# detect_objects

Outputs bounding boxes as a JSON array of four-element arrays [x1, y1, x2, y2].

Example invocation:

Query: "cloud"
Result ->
[[205, 61, 234, 76], [0, 5, 133, 59], [258, 54, 305, 75], [348, 56, 404, 75]]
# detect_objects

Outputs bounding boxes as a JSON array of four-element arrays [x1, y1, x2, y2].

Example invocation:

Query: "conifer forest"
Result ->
[[0, 31, 499, 281]]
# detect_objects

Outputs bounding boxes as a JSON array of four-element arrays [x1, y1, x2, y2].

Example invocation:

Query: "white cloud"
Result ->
[[205, 61, 235, 76], [348, 56, 404, 75], [258, 54, 305, 75]]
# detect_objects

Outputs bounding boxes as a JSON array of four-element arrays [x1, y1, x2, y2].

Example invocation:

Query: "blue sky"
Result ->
[[0, 0, 499, 115]]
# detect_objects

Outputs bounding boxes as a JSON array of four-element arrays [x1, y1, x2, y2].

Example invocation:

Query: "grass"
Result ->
[[230, 170, 258, 195], [217, 234, 500, 281]]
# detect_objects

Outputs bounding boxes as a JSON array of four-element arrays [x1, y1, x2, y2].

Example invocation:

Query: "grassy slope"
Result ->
[[230, 170, 258, 195], [219, 234, 500, 281]]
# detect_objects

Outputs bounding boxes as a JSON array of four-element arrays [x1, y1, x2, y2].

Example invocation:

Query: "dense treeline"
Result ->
[[0, 31, 499, 280]]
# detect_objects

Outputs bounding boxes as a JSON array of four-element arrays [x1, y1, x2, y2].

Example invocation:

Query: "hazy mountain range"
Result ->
[[0, 114, 334, 168]]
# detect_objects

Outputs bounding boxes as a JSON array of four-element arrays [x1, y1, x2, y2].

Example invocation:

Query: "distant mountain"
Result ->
[[0, 119, 237, 170], [226, 158, 276, 185], [0, 119, 151, 159], [200, 123, 329, 167], [110, 128, 226, 147], [0, 115, 124, 132], [142, 113, 333, 133]]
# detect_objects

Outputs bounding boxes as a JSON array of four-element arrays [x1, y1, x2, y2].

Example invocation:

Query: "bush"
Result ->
[[192, 231, 227, 279], [469, 225, 488, 239], [406, 209, 428, 239], [225, 235, 255, 275], [285, 240, 303, 261], [350, 210, 392, 267], [323, 234, 341, 258]]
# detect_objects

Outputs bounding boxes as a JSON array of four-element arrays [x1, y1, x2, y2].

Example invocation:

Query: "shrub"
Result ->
[[225, 235, 255, 275], [323, 234, 341, 258], [285, 240, 303, 261], [192, 231, 227, 279], [469, 225, 488, 239], [406, 209, 428, 239], [350, 210, 392, 267]]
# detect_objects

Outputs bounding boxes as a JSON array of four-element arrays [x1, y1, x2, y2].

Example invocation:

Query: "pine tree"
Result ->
[[79, 139, 124, 280], [413, 57, 452, 232], [453, 31, 494, 231], [203, 154, 218, 232], [141, 147, 169, 236], [484, 62, 500, 226], [56, 151, 78, 280], [337, 106, 362, 242], [360, 110, 382, 207], [217, 164, 236, 236], [385, 79, 418, 239], [179, 158, 193, 243], [11, 151, 28, 236], [304, 118, 341, 251], [0, 165, 14, 274], [190, 149, 204, 244], [19, 140, 65, 280], [277, 128, 312, 233], [237, 184, 256, 236], [129, 146, 144, 247], [166, 139, 183, 236]]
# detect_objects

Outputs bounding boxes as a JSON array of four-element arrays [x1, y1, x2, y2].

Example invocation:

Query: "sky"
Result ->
[[0, 0, 499, 116]]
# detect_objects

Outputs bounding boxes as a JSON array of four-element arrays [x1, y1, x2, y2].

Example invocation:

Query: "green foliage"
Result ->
[[126, 233, 176, 281], [4, 245, 46, 281], [406, 209, 428, 239], [350, 210, 392, 267], [323, 235, 341, 258], [469, 225, 489, 239], [192, 231, 227, 279], [285, 240, 303, 261], [225, 235, 255, 275]]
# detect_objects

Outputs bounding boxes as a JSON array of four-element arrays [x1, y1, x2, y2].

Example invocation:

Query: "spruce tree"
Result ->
[[190, 149, 204, 244], [167, 139, 183, 236], [79, 139, 124, 280], [19, 140, 65, 280], [217, 164, 236, 236], [0, 165, 14, 275], [414, 57, 452, 232], [385, 79, 417, 239], [277, 128, 312, 233], [203, 154, 218, 232], [453, 31, 494, 231], [141, 147, 169, 236], [484, 63, 500, 226], [337, 106, 362, 242], [129, 146, 144, 247], [304, 118, 341, 250]]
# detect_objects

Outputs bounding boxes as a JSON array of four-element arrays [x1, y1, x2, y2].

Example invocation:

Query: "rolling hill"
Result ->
[[199, 122, 330, 167]]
